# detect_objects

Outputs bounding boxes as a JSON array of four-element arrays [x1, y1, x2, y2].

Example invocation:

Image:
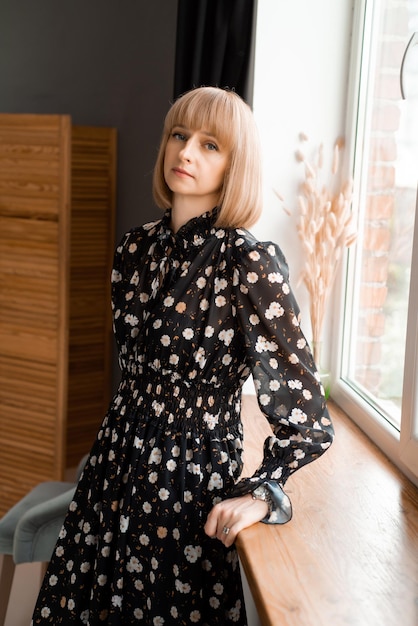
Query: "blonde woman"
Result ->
[[32, 87, 333, 625]]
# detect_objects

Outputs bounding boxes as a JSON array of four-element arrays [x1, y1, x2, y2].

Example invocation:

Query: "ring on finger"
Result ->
[[222, 526, 230, 535]]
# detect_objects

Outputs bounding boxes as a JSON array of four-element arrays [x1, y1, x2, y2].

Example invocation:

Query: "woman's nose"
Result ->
[[180, 136, 196, 161]]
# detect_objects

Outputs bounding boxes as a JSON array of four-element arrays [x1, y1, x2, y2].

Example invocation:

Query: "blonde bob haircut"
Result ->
[[152, 86, 263, 229]]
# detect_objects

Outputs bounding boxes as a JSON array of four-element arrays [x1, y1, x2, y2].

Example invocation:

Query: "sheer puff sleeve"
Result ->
[[230, 231, 334, 523]]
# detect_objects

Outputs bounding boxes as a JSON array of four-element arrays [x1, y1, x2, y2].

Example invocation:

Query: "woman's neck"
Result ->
[[170, 195, 217, 233]]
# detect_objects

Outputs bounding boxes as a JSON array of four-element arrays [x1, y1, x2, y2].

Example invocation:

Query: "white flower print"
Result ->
[[164, 296, 174, 307], [200, 298, 209, 310], [214, 277, 227, 293], [255, 336, 279, 353], [184, 545, 202, 563], [203, 412, 219, 429], [249, 314, 260, 325], [149, 448, 162, 464], [215, 295, 226, 307], [143, 501, 152, 513], [139, 534, 150, 546], [80, 561, 91, 573], [218, 328, 234, 346], [148, 471, 158, 483], [213, 582, 224, 595], [190, 610, 201, 622], [228, 600, 242, 622], [289, 353, 300, 364], [269, 357, 279, 369], [283, 282, 290, 294], [130, 270, 139, 285], [175, 579, 191, 594], [169, 354, 179, 365], [265, 302, 284, 320], [294, 449, 306, 460], [267, 244, 276, 255], [259, 394, 271, 406], [246, 271, 258, 283], [98, 574, 107, 586], [182, 328, 194, 340], [160, 335, 171, 347], [297, 337, 307, 349], [128, 243, 137, 253], [210, 597, 220, 608], [153, 319, 162, 329], [222, 354, 232, 365], [68, 599, 75, 610], [208, 472, 223, 491], [248, 250, 260, 261], [196, 276, 206, 289], [288, 379, 303, 390], [269, 380, 280, 391], [153, 617, 164, 626], [303, 389, 313, 400], [112, 595, 122, 608], [289, 408, 308, 424], [120, 515, 129, 532], [184, 490, 193, 503], [268, 271, 283, 283], [125, 290, 134, 301], [40, 607, 51, 618], [158, 488, 170, 501], [111, 269, 122, 283], [125, 314, 139, 326], [134, 608, 144, 619], [271, 467, 284, 480], [139, 292, 149, 303], [194, 347, 206, 367], [205, 325, 215, 337], [166, 459, 177, 471], [49, 574, 58, 586]]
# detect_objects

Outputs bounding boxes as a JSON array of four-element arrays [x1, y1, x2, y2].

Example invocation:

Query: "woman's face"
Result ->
[[163, 125, 230, 207]]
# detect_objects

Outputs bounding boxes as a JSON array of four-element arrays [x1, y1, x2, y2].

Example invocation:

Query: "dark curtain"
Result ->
[[173, 0, 255, 102]]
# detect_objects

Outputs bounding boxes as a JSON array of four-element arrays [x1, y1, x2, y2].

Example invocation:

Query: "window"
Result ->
[[333, 0, 418, 484]]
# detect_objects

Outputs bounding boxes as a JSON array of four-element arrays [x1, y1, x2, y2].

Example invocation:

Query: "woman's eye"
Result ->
[[172, 132, 186, 141], [205, 142, 218, 151]]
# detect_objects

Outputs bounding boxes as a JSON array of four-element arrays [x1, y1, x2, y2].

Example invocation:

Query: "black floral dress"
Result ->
[[31, 209, 333, 626]]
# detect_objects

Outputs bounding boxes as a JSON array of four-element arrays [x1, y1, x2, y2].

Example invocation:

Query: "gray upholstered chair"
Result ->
[[0, 455, 88, 625]]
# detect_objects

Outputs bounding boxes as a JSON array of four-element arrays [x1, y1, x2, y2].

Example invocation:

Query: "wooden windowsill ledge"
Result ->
[[238, 395, 418, 626]]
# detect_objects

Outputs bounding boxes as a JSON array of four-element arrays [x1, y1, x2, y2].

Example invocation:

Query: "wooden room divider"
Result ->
[[0, 114, 116, 516]]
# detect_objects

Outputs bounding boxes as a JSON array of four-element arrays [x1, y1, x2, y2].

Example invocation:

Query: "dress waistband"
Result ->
[[115, 372, 243, 433]]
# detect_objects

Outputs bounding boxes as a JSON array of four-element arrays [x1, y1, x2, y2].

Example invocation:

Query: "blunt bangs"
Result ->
[[164, 88, 240, 154]]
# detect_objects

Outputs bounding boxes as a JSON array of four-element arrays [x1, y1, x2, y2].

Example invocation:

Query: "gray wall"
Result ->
[[0, 0, 178, 240]]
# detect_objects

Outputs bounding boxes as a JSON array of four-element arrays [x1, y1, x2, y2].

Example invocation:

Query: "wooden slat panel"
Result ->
[[65, 126, 116, 467], [0, 114, 70, 516], [0, 117, 116, 516]]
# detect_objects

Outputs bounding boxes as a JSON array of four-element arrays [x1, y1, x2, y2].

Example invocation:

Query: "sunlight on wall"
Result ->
[[252, 0, 354, 344]]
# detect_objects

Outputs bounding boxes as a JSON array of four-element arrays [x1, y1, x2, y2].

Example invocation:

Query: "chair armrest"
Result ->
[[13, 485, 76, 564]]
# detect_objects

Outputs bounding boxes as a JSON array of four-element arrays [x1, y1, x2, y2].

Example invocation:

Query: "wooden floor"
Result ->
[[238, 395, 418, 626]]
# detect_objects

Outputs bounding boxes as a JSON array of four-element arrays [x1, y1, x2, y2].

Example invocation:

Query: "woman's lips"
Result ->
[[172, 167, 193, 178]]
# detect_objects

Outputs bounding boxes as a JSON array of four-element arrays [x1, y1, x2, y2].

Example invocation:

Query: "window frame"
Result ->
[[331, 0, 418, 487]]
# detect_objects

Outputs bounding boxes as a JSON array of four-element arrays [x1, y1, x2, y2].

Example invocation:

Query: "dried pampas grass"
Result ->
[[277, 134, 356, 365]]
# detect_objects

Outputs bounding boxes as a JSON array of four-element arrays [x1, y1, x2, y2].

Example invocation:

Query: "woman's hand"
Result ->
[[204, 494, 268, 548]]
